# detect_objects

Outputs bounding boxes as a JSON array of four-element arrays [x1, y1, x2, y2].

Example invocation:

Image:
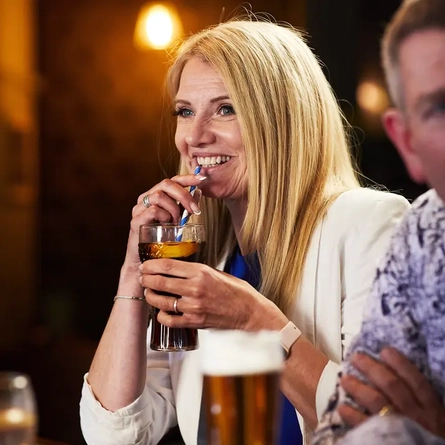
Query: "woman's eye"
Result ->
[[173, 108, 193, 118], [218, 105, 236, 116]]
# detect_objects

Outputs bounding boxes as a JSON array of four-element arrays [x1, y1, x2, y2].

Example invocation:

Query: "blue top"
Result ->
[[224, 246, 303, 445]]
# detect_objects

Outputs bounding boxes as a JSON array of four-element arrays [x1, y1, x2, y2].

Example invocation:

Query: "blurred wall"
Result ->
[[0, 0, 38, 351]]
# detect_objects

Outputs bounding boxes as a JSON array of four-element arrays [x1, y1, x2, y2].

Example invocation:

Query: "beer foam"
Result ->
[[200, 330, 283, 376]]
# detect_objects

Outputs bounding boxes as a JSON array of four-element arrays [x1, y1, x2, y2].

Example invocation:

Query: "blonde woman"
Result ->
[[80, 19, 409, 445]]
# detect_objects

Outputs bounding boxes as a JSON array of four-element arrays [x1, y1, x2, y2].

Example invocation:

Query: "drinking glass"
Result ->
[[200, 330, 283, 445], [139, 223, 206, 351], [0, 372, 37, 445]]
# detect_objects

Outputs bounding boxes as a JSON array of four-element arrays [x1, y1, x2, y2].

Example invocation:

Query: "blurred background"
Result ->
[[0, 0, 426, 444]]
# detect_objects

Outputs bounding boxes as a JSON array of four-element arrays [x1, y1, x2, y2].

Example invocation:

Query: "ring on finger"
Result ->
[[173, 298, 180, 314], [142, 195, 151, 208], [379, 405, 394, 417]]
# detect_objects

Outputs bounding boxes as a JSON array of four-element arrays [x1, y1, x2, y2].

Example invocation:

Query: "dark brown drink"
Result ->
[[138, 239, 205, 351], [203, 373, 280, 445]]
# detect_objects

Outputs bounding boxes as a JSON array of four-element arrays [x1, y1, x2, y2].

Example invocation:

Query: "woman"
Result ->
[[80, 19, 409, 445]]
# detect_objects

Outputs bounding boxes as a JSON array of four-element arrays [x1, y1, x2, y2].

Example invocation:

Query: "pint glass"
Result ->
[[139, 223, 206, 351], [0, 372, 37, 445], [201, 330, 283, 445]]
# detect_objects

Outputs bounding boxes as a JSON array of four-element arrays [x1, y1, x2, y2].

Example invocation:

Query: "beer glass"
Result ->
[[139, 223, 206, 351], [201, 330, 283, 445], [0, 372, 37, 445]]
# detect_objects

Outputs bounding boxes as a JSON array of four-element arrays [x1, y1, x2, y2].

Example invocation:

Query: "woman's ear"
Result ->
[[382, 108, 426, 184]]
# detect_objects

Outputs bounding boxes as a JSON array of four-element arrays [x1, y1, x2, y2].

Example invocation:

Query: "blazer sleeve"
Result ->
[[315, 192, 410, 420], [80, 327, 176, 445]]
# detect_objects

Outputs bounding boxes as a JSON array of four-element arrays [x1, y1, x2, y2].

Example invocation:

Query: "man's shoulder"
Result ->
[[383, 189, 445, 261], [325, 187, 410, 228], [409, 189, 445, 225]]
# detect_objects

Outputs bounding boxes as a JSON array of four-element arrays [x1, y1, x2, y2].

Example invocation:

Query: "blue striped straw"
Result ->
[[176, 166, 201, 241]]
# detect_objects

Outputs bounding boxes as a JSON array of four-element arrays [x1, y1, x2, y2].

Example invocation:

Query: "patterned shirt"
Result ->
[[313, 189, 445, 444]]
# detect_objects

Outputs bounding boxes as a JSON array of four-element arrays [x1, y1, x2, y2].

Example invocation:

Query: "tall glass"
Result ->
[[0, 372, 37, 445], [139, 223, 206, 351], [201, 330, 283, 445]]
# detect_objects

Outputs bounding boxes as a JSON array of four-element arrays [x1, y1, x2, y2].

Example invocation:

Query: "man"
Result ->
[[313, 0, 445, 443]]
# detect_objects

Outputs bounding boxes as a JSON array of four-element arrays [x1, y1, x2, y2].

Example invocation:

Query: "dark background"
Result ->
[[0, 0, 426, 444]]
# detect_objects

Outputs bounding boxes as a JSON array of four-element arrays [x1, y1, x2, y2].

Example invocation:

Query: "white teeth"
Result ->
[[197, 155, 231, 167]]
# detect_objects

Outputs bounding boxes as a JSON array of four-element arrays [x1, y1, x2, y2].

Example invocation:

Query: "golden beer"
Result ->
[[201, 331, 283, 445], [0, 409, 36, 445]]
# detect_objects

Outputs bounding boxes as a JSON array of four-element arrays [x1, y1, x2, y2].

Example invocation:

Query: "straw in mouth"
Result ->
[[176, 166, 201, 241]]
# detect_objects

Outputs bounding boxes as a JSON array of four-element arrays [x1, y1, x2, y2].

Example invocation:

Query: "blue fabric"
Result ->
[[224, 246, 302, 445]]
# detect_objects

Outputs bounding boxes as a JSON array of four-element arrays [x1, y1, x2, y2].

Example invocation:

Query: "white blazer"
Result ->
[[80, 189, 410, 445]]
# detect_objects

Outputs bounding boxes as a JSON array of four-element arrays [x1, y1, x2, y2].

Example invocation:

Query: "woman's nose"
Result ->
[[185, 119, 215, 147]]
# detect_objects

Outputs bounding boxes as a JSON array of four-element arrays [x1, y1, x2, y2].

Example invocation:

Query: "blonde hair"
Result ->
[[382, 0, 445, 108], [167, 20, 360, 315]]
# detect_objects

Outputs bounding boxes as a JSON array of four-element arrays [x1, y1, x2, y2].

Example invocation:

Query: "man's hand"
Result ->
[[338, 347, 445, 438]]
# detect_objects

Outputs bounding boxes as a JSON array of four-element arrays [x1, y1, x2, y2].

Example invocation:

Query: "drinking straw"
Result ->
[[176, 166, 201, 241]]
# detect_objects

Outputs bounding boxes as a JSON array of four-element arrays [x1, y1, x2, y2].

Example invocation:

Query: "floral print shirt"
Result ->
[[313, 189, 445, 445]]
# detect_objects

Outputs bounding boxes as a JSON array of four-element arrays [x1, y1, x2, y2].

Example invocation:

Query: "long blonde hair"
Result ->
[[167, 20, 360, 315]]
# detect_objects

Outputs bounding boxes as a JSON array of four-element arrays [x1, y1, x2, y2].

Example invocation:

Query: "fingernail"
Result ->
[[191, 202, 201, 215], [196, 175, 207, 181]]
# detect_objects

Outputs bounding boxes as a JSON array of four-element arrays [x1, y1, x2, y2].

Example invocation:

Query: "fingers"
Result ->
[[340, 374, 390, 414], [141, 271, 197, 297], [337, 403, 368, 427], [380, 347, 437, 407], [130, 205, 172, 232], [145, 288, 207, 329], [352, 353, 420, 415], [138, 176, 205, 221], [140, 258, 202, 279]]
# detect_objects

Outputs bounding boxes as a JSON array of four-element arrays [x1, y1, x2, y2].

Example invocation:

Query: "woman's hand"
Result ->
[[338, 347, 445, 438], [122, 174, 205, 266], [139, 258, 288, 331], [116, 173, 205, 297]]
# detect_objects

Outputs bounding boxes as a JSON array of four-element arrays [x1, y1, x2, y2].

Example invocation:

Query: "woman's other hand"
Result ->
[[139, 259, 288, 331], [338, 347, 445, 438]]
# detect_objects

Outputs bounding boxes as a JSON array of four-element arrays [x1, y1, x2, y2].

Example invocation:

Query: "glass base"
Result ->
[[150, 344, 199, 352]]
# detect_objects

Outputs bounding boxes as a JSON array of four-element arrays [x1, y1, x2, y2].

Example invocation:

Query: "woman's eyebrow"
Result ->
[[174, 95, 231, 106]]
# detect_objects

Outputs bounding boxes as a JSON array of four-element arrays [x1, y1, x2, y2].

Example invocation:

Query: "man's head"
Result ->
[[381, 0, 445, 200]]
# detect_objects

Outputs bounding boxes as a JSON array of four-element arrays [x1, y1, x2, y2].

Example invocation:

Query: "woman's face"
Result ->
[[174, 56, 247, 201]]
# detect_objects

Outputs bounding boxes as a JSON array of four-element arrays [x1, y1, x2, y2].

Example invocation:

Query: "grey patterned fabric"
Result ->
[[313, 189, 445, 445], [340, 415, 445, 445]]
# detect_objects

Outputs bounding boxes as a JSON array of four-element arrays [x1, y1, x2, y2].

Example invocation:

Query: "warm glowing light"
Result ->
[[12, 375, 28, 390], [5, 408, 25, 424], [356, 81, 390, 115], [134, 3, 182, 50]]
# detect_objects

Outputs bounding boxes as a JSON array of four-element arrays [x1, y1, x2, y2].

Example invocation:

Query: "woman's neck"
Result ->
[[224, 197, 248, 253]]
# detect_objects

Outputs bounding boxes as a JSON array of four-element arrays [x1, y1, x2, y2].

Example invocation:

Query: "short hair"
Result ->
[[166, 19, 359, 314], [382, 0, 445, 108]]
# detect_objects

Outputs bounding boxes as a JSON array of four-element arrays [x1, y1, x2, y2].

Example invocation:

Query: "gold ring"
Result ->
[[379, 405, 394, 417], [173, 298, 179, 314]]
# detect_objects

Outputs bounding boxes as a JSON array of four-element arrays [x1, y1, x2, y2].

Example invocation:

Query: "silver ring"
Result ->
[[173, 298, 179, 314], [142, 195, 151, 208]]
